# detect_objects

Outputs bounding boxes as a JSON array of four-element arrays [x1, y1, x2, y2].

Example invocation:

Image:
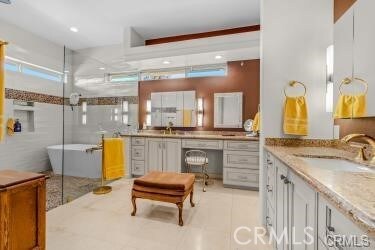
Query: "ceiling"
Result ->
[[0, 0, 260, 50]]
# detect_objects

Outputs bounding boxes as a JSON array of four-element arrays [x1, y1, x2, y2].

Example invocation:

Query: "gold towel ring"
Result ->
[[339, 77, 368, 95], [284, 80, 307, 97]]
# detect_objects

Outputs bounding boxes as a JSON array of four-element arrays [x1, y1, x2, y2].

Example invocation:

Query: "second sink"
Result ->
[[298, 157, 375, 173]]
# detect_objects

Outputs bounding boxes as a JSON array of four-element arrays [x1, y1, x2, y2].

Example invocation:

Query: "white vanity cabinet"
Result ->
[[223, 140, 259, 189], [265, 151, 316, 250], [317, 196, 374, 250], [264, 150, 373, 250], [145, 138, 181, 173]]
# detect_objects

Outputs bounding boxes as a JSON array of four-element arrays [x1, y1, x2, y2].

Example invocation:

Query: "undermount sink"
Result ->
[[298, 157, 375, 173]]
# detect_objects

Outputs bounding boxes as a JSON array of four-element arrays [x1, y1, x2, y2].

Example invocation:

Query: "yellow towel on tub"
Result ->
[[183, 109, 192, 127], [283, 96, 308, 136], [334, 94, 367, 119], [103, 138, 125, 180], [0, 43, 5, 141], [252, 112, 260, 132], [6, 118, 14, 136]]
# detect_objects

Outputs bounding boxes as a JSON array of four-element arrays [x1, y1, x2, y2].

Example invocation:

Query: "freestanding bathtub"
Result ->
[[47, 144, 102, 178]]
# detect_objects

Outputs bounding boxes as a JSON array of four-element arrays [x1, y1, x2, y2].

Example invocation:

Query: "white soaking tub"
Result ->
[[47, 144, 101, 178]]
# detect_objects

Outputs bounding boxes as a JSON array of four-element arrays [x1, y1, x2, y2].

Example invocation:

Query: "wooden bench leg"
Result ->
[[177, 202, 183, 226], [131, 195, 137, 216], [190, 189, 195, 207]]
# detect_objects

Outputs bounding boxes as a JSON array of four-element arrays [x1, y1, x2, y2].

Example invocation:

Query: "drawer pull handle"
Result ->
[[238, 176, 248, 180], [283, 178, 291, 184], [280, 174, 286, 180], [266, 216, 272, 227], [266, 185, 273, 192]]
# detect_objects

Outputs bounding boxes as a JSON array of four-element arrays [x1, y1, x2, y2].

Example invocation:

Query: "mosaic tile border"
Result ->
[[5, 88, 64, 105], [5, 88, 139, 106]]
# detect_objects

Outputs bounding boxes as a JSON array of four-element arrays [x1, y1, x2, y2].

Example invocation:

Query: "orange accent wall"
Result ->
[[138, 60, 260, 131], [334, 0, 357, 23]]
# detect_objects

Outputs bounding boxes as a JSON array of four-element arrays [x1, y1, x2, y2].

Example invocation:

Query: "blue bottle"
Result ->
[[14, 119, 22, 133]]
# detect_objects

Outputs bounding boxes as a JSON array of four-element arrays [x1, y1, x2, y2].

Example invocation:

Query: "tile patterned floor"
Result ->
[[44, 171, 102, 210], [47, 178, 272, 250]]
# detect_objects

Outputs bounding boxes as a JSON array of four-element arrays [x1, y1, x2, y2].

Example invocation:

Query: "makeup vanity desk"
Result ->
[[122, 132, 259, 190]]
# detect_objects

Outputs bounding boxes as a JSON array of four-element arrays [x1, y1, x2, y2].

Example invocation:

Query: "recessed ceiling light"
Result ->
[[99, 67, 105, 70], [70, 27, 79, 33], [215, 55, 223, 60], [163, 60, 171, 65]]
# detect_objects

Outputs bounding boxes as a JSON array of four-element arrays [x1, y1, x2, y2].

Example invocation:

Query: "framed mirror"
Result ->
[[214, 92, 243, 128], [334, 0, 375, 117]]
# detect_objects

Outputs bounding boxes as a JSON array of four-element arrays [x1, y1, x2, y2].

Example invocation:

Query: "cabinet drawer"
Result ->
[[224, 140, 259, 151], [223, 150, 259, 169], [318, 196, 371, 249], [223, 168, 259, 188], [182, 139, 223, 150], [132, 160, 145, 176], [132, 137, 145, 146], [132, 146, 145, 160]]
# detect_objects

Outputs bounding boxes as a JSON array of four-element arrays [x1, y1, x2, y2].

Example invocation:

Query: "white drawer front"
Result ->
[[223, 150, 259, 169], [132, 160, 145, 175], [131, 146, 145, 160], [224, 140, 259, 151], [132, 137, 145, 146], [223, 168, 259, 188], [182, 139, 223, 150]]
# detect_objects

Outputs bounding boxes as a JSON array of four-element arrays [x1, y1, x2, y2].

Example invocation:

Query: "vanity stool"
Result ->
[[131, 171, 195, 226], [185, 150, 209, 192]]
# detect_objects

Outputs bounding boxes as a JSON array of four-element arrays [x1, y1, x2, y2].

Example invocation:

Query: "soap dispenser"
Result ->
[[14, 119, 22, 133]]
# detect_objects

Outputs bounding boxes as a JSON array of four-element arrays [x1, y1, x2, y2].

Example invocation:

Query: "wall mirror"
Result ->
[[151, 91, 196, 127], [334, 0, 375, 117], [214, 92, 243, 128]]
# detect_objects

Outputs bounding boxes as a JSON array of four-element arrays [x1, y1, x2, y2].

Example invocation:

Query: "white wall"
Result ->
[[0, 19, 72, 172], [260, 0, 334, 225], [334, 0, 375, 117], [261, 0, 334, 139]]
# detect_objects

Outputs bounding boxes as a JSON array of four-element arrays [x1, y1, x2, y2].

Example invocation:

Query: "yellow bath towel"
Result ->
[[6, 118, 14, 136], [0, 43, 5, 141], [334, 94, 367, 119], [103, 138, 125, 180], [283, 96, 308, 136], [183, 109, 192, 127], [252, 112, 260, 132]]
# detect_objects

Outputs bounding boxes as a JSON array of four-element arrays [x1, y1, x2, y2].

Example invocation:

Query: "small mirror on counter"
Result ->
[[214, 92, 243, 128], [334, 0, 375, 117]]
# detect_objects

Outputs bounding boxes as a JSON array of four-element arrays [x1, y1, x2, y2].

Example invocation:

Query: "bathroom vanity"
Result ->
[[263, 144, 375, 250], [124, 133, 259, 189]]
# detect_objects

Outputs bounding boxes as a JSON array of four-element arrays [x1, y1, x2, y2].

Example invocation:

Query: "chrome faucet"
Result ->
[[341, 134, 375, 164], [164, 121, 174, 135]]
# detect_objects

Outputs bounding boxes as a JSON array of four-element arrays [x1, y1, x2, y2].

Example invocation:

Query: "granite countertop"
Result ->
[[264, 145, 375, 237], [121, 131, 259, 141]]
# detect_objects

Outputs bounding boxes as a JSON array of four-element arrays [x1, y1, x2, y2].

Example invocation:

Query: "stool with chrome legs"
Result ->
[[185, 150, 209, 192]]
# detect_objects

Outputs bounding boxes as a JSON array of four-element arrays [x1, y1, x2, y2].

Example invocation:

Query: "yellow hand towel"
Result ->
[[252, 112, 260, 132], [103, 138, 125, 180], [334, 94, 367, 119], [0, 44, 5, 141], [283, 96, 308, 136], [6, 118, 14, 136], [183, 109, 192, 127]]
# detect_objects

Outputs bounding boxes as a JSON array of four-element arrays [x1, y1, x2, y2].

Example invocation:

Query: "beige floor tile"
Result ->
[[47, 179, 265, 250], [177, 227, 231, 250]]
